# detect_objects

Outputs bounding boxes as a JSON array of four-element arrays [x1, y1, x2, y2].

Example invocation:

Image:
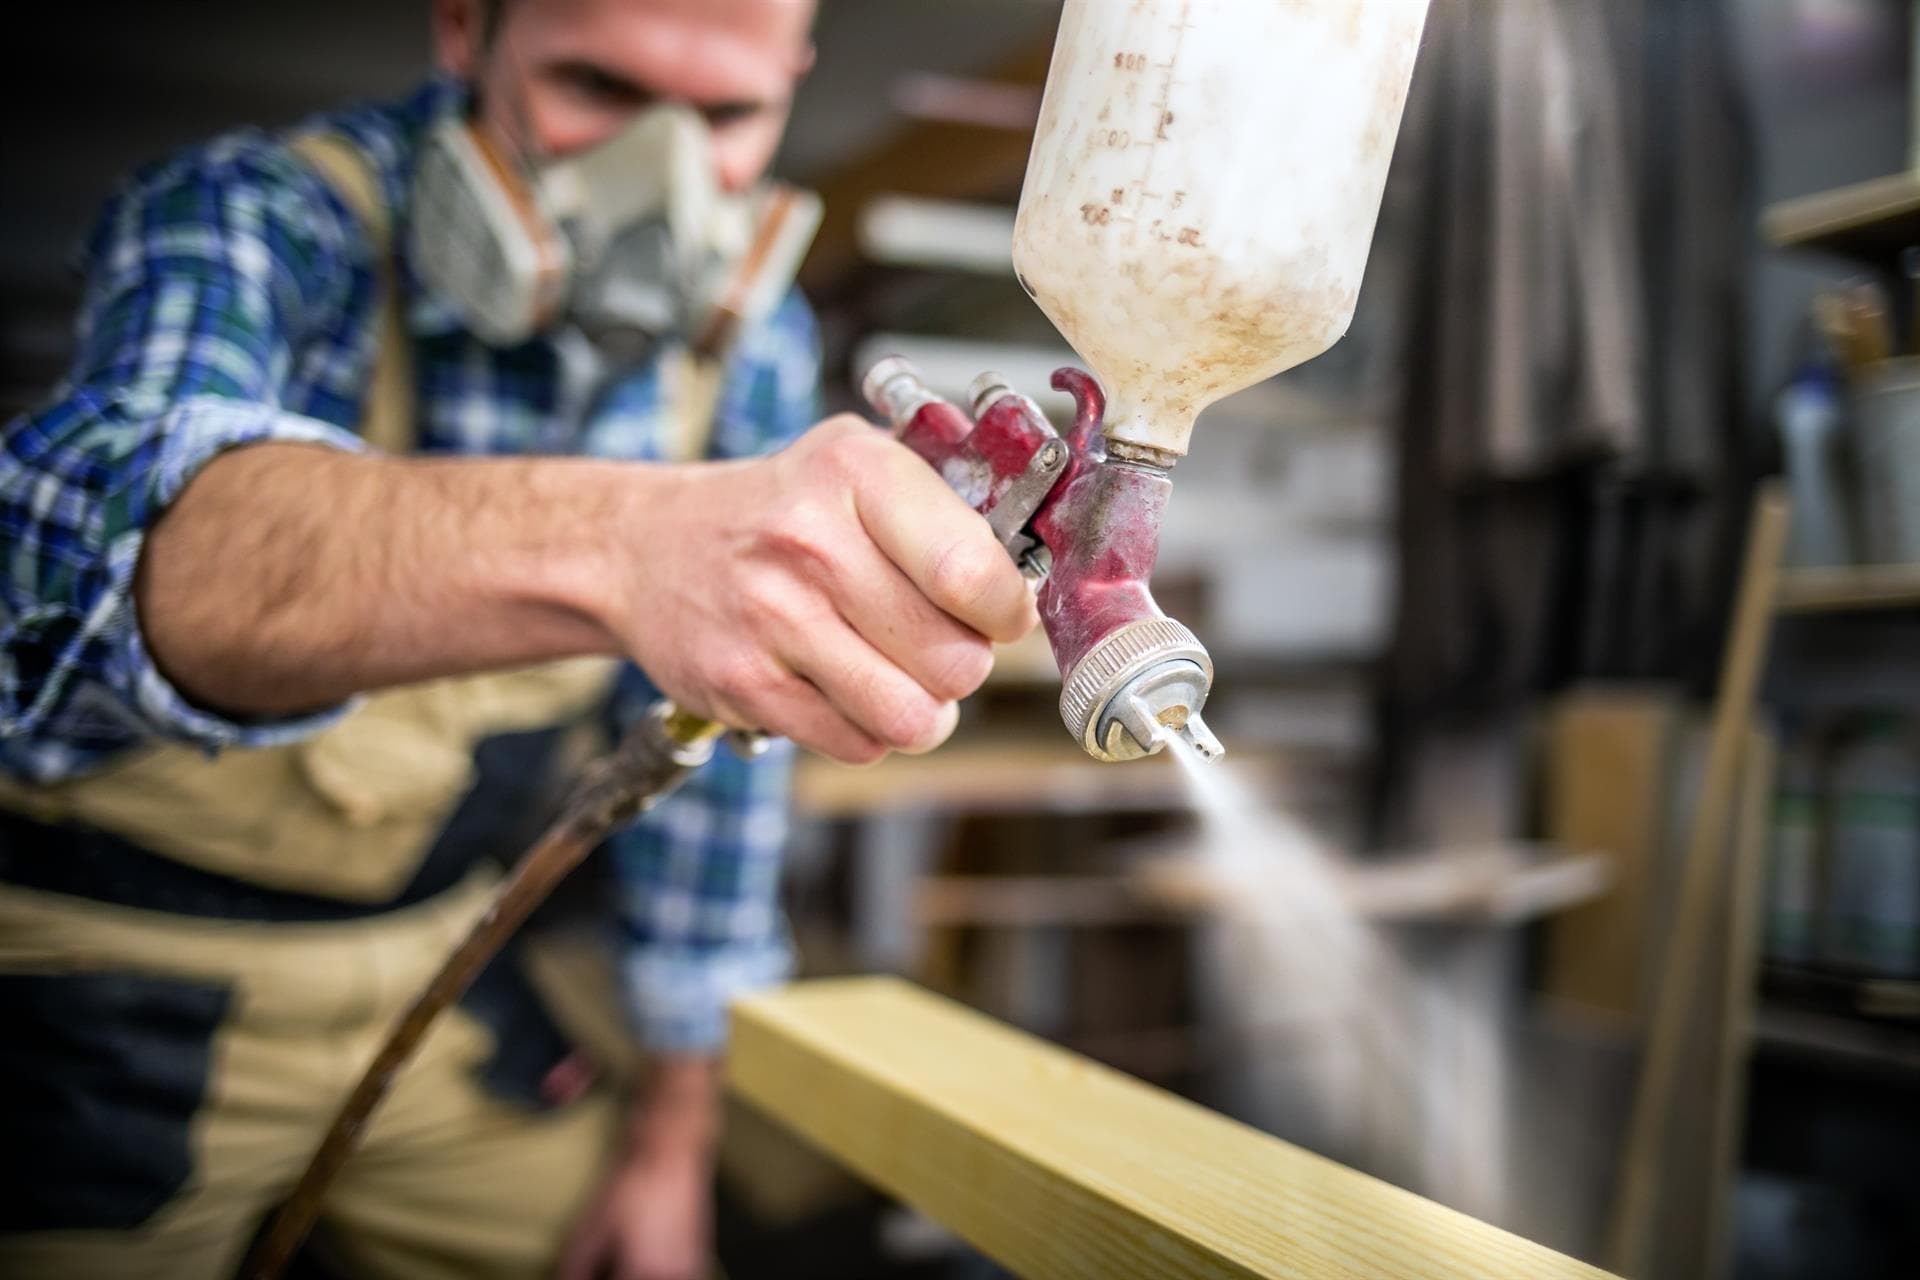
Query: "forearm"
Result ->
[[136, 442, 646, 716], [626, 1055, 723, 1162]]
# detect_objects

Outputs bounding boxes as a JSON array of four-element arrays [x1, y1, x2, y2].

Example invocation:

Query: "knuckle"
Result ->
[[927, 539, 1002, 614], [758, 504, 841, 584], [875, 689, 941, 751], [840, 735, 888, 767], [817, 411, 869, 438], [711, 652, 773, 709], [735, 575, 790, 635], [815, 417, 880, 475], [929, 640, 995, 702]]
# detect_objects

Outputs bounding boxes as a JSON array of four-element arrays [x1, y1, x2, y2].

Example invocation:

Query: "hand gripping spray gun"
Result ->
[[245, 4, 1429, 1272]]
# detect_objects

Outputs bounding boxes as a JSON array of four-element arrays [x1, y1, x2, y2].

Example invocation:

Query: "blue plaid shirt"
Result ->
[[0, 79, 819, 1053]]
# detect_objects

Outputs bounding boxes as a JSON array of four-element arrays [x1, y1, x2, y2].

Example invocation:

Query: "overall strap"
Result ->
[[0, 133, 620, 909], [288, 132, 416, 456]]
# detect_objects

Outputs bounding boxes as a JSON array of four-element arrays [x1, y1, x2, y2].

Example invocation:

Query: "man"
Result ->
[[0, 1, 1035, 1277]]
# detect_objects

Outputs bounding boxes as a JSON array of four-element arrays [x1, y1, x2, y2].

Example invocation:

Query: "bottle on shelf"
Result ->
[[1764, 721, 1823, 967], [1821, 710, 1920, 978], [1775, 353, 1854, 568]]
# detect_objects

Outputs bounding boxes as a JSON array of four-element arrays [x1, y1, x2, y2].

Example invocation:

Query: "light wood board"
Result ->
[[1703, 726, 1776, 1280], [730, 976, 1615, 1280], [1605, 486, 1790, 1274], [1540, 688, 1680, 1022]]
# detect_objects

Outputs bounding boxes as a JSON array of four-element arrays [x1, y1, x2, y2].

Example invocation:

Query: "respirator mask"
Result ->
[[409, 100, 760, 356]]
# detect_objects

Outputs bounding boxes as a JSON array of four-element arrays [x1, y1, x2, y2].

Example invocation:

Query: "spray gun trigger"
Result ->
[[987, 437, 1071, 559]]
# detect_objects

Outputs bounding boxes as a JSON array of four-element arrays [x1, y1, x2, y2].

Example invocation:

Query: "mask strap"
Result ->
[[467, 14, 546, 176], [456, 25, 570, 331]]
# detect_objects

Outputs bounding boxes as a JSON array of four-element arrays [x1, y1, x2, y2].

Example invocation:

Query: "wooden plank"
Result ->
[[729, 977, 1615, 1280], [1605, 486, 1790, 1275], [1703, 726, 1776, 1280], [1760, 170, 1920, 265], [1774, 562, 1920, 613], [1540, 688, 1682, 1021]]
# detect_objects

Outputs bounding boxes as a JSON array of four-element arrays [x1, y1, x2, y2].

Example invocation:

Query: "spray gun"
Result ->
[[863, 356, 1221, 762]]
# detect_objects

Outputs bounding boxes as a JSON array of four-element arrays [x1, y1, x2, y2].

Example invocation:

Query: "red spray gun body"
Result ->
[[862, 356, 1222, 763]]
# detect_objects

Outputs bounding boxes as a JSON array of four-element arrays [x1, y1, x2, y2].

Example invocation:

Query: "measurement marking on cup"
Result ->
[[1127, 0, 1191, 250]]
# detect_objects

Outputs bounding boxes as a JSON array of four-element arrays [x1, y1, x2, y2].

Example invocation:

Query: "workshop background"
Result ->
[[5, 1, 1920, 1278]]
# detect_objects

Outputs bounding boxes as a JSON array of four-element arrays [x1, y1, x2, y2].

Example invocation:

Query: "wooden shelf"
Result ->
[[911, 844, 1608, 930], [1762, 170, 1920, 264], [1774, 563, 1920, 614], [792, 734, 1335, 819], [1760, 962, 1920, 1021], [1752, 1002, 1920, 1077]]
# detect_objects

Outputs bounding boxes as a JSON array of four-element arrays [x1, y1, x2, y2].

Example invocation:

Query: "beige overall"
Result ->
[[0, 134, 703, 1280]]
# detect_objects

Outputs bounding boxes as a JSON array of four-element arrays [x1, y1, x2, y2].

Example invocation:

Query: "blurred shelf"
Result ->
[[1751, 1002, 1920, 1077], [1762, 171, 1920, 264], [1132, 841, 1608, 927], [1760, 962, 1920, 1021], [916, 874, 1166, 928], [1774, 563, 1920, 614], [792, 734, 1331, 819], [858, 195, 1015, 275], [912, 843, 1608, 930]]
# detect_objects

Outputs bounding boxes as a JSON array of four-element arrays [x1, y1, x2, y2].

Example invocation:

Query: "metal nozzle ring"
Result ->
[[1058, 617, 1212, 759]]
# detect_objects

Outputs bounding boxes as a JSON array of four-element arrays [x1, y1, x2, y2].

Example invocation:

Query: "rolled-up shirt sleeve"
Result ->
[[0, 135, 371, 773], [611, 726, 797, 1054]]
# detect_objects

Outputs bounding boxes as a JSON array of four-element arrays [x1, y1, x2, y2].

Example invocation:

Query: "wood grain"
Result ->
[[730, 976, 1615, 1280]]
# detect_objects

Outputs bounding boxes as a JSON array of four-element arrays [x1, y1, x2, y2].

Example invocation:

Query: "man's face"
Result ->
[[435, 0, 815, 193]]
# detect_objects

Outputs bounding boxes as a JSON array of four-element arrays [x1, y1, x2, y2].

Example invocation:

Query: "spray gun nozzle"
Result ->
[[1060, 619, 1220, 762], [1098, 658, 1223, 763], [1175, 713, 1225, 762]]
